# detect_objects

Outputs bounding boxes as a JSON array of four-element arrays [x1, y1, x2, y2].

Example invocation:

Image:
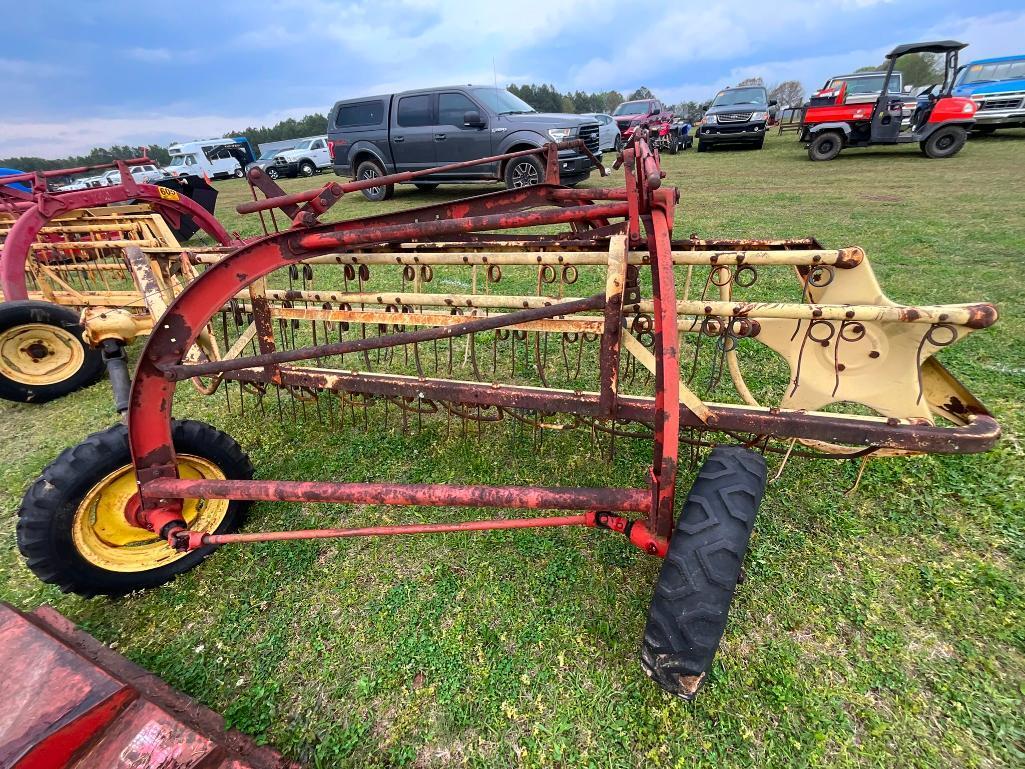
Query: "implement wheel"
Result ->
[[641, 446, 767, 699], [17, 420, 252, 597], [0, 300, 104, 403]]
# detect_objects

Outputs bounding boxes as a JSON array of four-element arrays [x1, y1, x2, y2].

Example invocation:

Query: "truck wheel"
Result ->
[[233, 168, 244, 178], [808, 131, 843, 161], [356, 160, 394, 202], [754, 137, 765, 150], [0, 300, 104, 403], [920, 126, 967, 159], [504, 155, 544, 188], [299, 160, 316, 177], [266, 167, 280, 180], [668, 135, 680, 155], [640, 446, 767, 700], [17, 420, 253, 597], [614, 135, 623, 153], [414, 183, 439, 192]]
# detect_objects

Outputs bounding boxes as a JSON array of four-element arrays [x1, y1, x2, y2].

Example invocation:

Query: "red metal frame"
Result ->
[[0, 159, 238, 301], [124, 139, 681, 555]]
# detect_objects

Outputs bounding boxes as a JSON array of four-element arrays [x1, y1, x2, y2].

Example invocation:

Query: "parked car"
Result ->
[[246, 149, 286, 179], [696, 86, 775, 151], [611, 99, 667, 137], [272, 137, 332, 177], [328, 86, 602, 200], [584, 113, 623, 152], [952, 53, 1025, 132], [107, 164, 168, 185]]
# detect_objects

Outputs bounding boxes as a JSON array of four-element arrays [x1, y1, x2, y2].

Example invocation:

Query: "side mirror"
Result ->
[[768, 99, 778, 107], [463, 110, 485, 128]]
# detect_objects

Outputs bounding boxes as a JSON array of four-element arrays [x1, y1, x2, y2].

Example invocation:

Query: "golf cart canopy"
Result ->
[[887, 40, 967, 59]]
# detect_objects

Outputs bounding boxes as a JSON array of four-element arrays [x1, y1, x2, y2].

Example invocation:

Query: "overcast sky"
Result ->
[[2, 0, 1023, 159]]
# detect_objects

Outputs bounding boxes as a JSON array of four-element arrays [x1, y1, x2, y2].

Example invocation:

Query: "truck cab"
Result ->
[[611, 99, 664, 137], [953, 54, 1025, 132]]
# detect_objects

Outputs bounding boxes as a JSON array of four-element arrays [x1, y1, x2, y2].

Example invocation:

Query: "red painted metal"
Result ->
[[0, 602, 297, 768], [0, 159, 238, 301]]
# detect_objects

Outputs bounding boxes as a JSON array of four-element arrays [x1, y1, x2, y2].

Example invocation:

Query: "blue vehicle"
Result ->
[[952, 54, 1025, 132]]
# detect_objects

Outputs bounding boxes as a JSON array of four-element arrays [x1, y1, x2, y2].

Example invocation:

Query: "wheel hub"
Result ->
[[0, 323, 84, 385], [72, 455, 229, 572]]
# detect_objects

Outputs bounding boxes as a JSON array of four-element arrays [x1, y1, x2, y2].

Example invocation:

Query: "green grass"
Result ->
[[3, 130, 1025, 768]]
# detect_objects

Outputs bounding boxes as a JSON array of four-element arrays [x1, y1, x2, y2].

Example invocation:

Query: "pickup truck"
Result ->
[[271, 136, 332, 177], [327, 86, 601, 201], [611, 99, 666, 137], [952, 54, 1025, 132]]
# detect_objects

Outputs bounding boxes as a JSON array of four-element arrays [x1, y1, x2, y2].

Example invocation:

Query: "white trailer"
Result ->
[[166, 137, 255, 180]]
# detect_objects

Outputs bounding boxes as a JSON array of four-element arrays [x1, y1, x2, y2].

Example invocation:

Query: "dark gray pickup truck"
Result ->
[[327, 86, 601, 200]]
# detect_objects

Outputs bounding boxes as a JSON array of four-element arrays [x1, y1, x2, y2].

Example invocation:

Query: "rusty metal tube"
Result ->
[[198, 514, 592, 546], [163, 293, 605, 379], [142, 478, 652, 513]]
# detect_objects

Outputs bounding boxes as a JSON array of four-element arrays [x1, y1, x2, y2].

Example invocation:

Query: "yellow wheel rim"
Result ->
[[0, 323, 85, 386], [72, 456, 230, 572]]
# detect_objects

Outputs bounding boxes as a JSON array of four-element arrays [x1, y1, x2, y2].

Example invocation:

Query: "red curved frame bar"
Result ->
[[125, 144, 682, 543]]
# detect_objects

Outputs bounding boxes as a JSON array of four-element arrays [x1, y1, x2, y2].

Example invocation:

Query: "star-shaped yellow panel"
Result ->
[[753, 255, 996, 423]]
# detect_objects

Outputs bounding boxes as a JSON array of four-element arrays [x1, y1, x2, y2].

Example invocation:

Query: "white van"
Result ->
[[167, 138, 254, 180]]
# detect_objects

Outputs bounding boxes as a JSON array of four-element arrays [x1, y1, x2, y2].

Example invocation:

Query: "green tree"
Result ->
[[856, 53, 942, 86], [737, 77, 765, 87], [628, 86, 655, 100]]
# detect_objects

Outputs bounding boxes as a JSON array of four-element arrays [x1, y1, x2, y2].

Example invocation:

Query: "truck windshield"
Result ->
[[613, 102, 650, 115], [292, 140, 314, 150], [471, 88, 536, 115], [168, 155, 187, 166], [711, 88, 766, 107], [958, 58, 1025, 85], [257, 150, 279, 161]]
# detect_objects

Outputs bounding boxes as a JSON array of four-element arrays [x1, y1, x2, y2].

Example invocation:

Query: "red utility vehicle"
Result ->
[[801, 41, 977, 161]]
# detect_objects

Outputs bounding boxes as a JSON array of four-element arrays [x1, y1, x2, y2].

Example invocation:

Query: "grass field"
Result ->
[[2, 130, 1024, 768]]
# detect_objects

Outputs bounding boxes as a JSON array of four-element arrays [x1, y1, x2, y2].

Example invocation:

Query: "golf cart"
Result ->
[[801, 41, 977, 161]]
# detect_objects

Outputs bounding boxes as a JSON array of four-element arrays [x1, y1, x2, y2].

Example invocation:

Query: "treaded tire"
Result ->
[[641, 446, 767, 699], [808, 131, 843, 161], [920, 126, 968, 159], [17, 420, 252, 597], [504, 154, 545, 189], [356, 160, 394, 201], [696, 140, 709, 153], [0, 300, 104, 403]]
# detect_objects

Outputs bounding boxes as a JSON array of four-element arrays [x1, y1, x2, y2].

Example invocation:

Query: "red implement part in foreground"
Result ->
[[0, 602, 297, 769], [0, 158, 238, 301]]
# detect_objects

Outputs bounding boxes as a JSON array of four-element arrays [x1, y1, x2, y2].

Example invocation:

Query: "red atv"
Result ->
[[801, 40, 977, 161], [648, 114, 693, 154]]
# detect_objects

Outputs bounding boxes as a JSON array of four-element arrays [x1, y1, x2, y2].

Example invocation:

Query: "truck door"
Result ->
[[309, 138, 329, 168], [432, 91, 494, 177], [391, 93, 437, 172]]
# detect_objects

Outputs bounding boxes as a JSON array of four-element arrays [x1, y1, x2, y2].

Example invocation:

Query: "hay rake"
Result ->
[[17, 136, 999, 699]]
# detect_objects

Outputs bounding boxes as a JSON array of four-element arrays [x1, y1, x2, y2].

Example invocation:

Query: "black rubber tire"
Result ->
[[266, 167, 280, 180], [640, 446, 767, 700], [754, 137, 765, 150], [299, 160, 316, 177], [504, 154, 545, 189], [233, 168, 244, 178], [696, 140, 708, 153], [17, 420, 253, 597], [921, 126, 968, 159], [614, 135, 623, 153], [808, 131, 843, 161], [414, 183, 439, 192], [356, 160, 394, 201], [0, 300, 104, 403], [668, 135, 680, 155]]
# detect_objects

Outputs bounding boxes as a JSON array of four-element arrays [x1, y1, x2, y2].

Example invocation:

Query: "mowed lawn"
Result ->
[[2, 130, 1024, 768]]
